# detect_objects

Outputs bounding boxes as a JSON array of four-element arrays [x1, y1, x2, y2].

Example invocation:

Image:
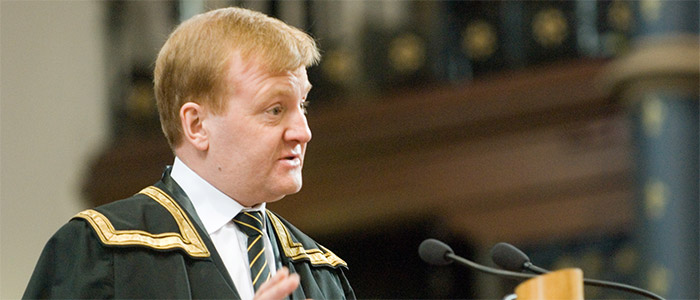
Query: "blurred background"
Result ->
[[1, 0, 697, 299]]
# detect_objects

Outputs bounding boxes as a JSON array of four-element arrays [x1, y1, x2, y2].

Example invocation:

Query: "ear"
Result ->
[[179, 102, 209, 152]]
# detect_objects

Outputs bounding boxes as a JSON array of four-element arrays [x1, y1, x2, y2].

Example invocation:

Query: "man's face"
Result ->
[[204, 55, 312, 207]]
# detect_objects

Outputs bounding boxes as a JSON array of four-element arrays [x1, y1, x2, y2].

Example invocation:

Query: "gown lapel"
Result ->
[[158, 168, 242, 299]]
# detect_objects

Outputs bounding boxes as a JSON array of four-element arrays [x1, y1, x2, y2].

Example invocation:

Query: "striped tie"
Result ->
[[233, 211, 271, 291]]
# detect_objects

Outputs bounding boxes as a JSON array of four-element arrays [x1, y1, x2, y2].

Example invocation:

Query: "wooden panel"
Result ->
[[309, 59, 609, 159]]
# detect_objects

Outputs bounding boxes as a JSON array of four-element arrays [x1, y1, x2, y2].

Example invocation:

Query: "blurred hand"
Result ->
[[253, 267, 300, 300]]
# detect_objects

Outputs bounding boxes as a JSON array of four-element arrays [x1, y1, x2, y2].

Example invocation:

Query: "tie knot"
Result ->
[[234, 211, 265, 237]]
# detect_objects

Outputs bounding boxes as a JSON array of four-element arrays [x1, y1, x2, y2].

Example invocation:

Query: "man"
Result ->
[[23, 7, 355, 300]]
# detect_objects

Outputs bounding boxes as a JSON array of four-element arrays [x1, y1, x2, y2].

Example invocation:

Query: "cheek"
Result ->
[[208, 122, 248, 164], [209, 119, 284, 164], [210, 117, 249, 147], [230, 129, 274, 161]]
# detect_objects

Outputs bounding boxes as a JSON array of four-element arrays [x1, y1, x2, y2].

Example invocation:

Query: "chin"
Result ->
[[284, 181, 303, 195], [288, 180, 304, 192], [267, 180, 303, 202]]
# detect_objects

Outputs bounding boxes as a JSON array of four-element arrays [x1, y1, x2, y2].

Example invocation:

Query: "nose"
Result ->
[[285, 108, 312, 144]]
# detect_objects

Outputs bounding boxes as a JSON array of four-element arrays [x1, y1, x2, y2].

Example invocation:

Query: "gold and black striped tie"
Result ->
[[233, 211, 271, 291]]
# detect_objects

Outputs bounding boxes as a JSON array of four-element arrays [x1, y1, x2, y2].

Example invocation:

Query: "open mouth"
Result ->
[[280, 154, 301, 164], [280, 154, 302, 168]]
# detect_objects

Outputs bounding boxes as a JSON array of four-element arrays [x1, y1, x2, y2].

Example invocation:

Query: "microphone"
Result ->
[[419, 238, 533, 281], [490, 242, 549, 274], [489, 242, 665, 300]]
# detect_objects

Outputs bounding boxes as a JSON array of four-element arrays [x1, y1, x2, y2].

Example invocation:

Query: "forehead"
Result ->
[[224, 52, 311, 96]]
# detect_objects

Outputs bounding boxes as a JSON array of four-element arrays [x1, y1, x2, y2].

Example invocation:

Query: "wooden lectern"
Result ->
[[514, 268, 584, 300]]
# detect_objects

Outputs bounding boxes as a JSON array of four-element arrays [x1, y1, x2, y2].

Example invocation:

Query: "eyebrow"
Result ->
[[260, 82, 312, 101]]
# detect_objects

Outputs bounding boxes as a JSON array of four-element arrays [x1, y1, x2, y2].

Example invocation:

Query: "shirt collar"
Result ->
[[170, 157, 266, 235]]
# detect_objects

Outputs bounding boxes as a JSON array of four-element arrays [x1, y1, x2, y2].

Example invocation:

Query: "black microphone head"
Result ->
[[490, 242, 530, 272], [419, 238, 454, 266]]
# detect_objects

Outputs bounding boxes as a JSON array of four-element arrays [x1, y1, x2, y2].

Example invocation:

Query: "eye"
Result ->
[[266, 105, 284, 116], [300, 101, 310, 115]]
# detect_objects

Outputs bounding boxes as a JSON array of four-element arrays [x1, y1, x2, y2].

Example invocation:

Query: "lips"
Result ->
[[279, 155, 301, 168], [280, 145, 303, 163], [282, 154, 299, 161], [279, 148, 303, 167]]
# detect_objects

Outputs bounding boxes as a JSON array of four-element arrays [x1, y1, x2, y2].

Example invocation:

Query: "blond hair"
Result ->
[[154, 7, 320, 148]]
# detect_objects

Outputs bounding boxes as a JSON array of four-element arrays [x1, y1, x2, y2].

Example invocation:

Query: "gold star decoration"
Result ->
[[641, 95, 665, 138], [641, 0, 663, 23], [462, 20, 498, 61], [388, 33, 426, 74], [532, 8, 568, 48], [647, 263, 671, 296], [644, 179, 668, 220], [321, 49, 357, 84], [608, 1, 633, 32]]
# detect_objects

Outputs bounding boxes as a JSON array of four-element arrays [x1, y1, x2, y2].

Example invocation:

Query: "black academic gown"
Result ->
[[23, 168, 355, 299]]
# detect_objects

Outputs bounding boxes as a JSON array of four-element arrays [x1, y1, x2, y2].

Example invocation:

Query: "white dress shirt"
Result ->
[[170, 157, 277, 300]]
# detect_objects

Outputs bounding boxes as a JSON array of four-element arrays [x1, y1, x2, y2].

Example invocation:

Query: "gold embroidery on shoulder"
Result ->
[[266, 211, 347, 267], [74, 186, 210, 258]]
